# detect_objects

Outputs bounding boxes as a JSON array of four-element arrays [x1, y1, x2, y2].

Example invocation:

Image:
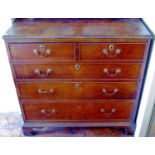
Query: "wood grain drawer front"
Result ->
[[14, 63, 141, 80], [18, 82, 138, 100], [9, 43, 75, 60], [23, 100, 134, 121], [80, 43, 146, 60], [14, 64, 76, 79]]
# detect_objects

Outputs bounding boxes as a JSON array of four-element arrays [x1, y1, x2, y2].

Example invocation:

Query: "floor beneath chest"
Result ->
[[0, 112, 131, 137]]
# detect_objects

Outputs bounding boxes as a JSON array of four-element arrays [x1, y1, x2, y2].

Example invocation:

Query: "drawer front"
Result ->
[[14, 63, 141, 80], [14, 64, 76, 79], [80, 43, 146, 60], [18, 82, 138, 100], [23, 100, 134, 121], [9, 43, 75, 60]]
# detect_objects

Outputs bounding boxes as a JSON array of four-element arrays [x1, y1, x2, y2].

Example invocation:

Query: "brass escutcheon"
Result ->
[[39, 44, 45, 51], [109, 44, 114, 51], [75, 64, 80, 70], [75, 83, 80, 89]]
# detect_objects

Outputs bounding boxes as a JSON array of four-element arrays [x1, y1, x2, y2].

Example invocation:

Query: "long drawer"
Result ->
[[79, 43, 146, 60], [9, 43, 75, 60], [13, 63, 142, 80], [18, 82, 138, 100], [22, 100, 134, 121]]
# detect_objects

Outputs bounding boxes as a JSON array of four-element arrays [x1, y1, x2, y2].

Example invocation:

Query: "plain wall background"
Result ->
[[0, 18, 20, 112], [0, 18, 155, 137]]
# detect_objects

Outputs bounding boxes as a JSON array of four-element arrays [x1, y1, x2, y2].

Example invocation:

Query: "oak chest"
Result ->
[[3, 18, 154, 136]]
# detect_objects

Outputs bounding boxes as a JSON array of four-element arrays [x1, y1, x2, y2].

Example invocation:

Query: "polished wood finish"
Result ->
[[23, 100, 134, 121], [3, 18, 153, 136], [80, 43, 146, 61], [3, 19, 151, 38], [18, 82, 138, 100], [14, 63, 142, 80], [9, 43, 75, 60]]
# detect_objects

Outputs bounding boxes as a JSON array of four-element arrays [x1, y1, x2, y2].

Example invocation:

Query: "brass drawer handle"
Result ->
[[34, 68, 52, 77], [33, 49, 51, 57], [33, 45, 51, 58], [40, 108, 57, 115], [103, 68, 121, 77], [102, 49, 121, 57], [102, 44, 121, 58], [100, 108, 116, 114], [38, 88, 54, 94], [102, 88, 118, 96]]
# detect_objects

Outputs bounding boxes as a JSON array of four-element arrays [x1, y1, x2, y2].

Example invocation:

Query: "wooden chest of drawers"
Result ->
[[3, 18, 154, 136]]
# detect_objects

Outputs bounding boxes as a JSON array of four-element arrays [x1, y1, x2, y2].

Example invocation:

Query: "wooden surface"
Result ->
[[23, 100, 134, 121], [3, 18, 153, 136], [17, 82, 138, 100], [23, 127, 133, 137], [3, 18, 151, 38], [23, 127, 132, 137], [13, 63, 142, 80], [80, 43, 146, 60], [22, 121, 135, 136], [9, 43, 75, 60]]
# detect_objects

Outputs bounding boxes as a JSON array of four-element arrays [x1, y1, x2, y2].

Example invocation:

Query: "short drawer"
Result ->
[[18, 82, 138, 100], [22, 100, 134, 121], [9, 43, 75, 60], [79, 43, 146, 60], [14, 63, 141, 80]]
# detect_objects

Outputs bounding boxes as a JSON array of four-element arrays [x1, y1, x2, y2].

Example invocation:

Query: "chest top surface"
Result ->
[[3, 18, 152, 39]]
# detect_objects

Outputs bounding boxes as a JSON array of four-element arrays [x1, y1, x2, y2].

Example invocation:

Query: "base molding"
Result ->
[[22, 122, 136, 136]]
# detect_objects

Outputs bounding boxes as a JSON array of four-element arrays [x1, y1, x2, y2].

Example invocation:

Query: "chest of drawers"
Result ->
[[3, 18, 154, 136]]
